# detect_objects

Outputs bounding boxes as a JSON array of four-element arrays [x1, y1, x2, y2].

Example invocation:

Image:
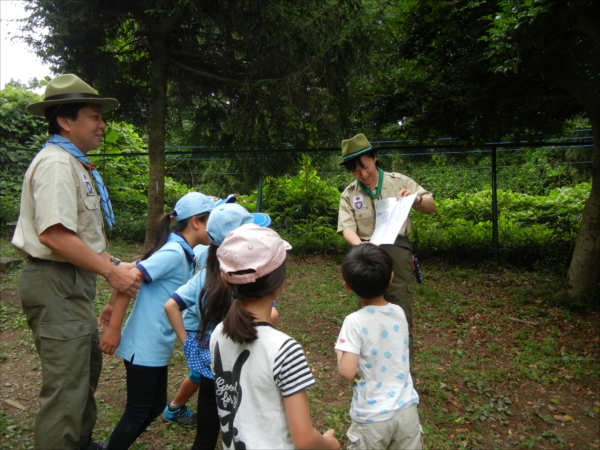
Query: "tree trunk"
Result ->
[[566, 110, 600, 299], [144, 41, 169, 247]]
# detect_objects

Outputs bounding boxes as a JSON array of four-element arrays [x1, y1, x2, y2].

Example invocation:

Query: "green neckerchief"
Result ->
[[357, 167, 385, 199]]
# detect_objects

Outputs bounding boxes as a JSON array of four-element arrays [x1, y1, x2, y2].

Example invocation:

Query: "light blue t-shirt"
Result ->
[[172, 262, 212, 378], [174, 268, 206, 331], [116, 239, 194, 367], [179, 245, 209, 331], [194, 244, 209, 270]]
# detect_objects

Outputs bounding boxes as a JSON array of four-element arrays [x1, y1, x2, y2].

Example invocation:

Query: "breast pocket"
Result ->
[[355, 206, 373, 221], [83, 194, 99, 210], [78, 173, 99, 210], [355, 206, 374, 234]]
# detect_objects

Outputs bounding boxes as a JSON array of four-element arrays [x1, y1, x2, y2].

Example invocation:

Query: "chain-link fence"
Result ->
[[1, 129, 595, 262]]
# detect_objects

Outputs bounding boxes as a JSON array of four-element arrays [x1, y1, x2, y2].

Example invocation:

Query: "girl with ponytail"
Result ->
[[99, 192, 215, 450], [209, 224, 340, 450]]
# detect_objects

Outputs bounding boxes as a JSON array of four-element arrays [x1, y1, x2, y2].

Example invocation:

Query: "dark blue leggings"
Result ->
[[107, 360, 168, 450], [192, 375, 219, 450]]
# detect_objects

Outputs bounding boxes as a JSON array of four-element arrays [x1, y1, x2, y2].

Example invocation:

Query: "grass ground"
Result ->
[[1, 238, 598, 449]]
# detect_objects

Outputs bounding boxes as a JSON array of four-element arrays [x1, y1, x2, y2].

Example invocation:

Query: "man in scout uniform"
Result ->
[[12, 74, 141, 450], [337, 133, 436, 372]]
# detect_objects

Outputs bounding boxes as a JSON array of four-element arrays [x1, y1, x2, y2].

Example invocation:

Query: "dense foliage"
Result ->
[[0, 85, 192, 236], [350, 0, 599, 297], [20, 0, 373, 234], [412, 183, 590, 268], [0, 84, 46, 225], [0, 79, 590, 269]]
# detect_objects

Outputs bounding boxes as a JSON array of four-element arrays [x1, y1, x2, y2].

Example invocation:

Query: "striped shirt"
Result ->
[[210, 322, 315, 449]]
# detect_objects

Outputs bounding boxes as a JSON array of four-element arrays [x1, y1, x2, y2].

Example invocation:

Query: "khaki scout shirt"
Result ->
[[337, 171, 433, 240], [12, 144, 108, 261]]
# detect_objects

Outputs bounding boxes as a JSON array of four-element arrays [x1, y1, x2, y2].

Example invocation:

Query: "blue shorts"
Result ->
[[183, 331, 213, 380]]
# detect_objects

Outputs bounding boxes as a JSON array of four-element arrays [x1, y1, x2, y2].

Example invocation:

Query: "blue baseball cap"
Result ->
[[207, 203, 272, 246], [215, 194, 238, 207], [173, 192, 215, 221]]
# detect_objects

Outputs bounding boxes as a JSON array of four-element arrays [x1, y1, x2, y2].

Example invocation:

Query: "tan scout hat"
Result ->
[[340, 133, 373, 165], [26, 74, 118, 116]]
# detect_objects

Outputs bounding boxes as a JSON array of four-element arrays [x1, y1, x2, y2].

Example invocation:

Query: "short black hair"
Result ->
[[45, 102, 90, 135], [341, 244, 393, 299], [342, 149, 378, 172]]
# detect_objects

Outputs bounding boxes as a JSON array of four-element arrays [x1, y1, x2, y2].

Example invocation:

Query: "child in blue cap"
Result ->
[[161, 195, 239, 428], [164, 203, 275, 450], [99, 192, 215, 450]]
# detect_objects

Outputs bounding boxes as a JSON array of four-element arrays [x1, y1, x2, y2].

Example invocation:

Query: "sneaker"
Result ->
[[163, 404, 197, 427]]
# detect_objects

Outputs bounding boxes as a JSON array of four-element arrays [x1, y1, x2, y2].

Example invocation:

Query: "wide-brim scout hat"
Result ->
[[339, 133, 375, 165], [26, 74, 118, 117]]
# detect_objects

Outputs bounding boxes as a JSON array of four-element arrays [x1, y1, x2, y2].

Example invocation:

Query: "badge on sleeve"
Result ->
[[354, 194, 363, 210], [80, 172, 95, 196]]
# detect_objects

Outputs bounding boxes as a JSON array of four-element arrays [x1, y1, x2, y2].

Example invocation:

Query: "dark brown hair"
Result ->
[[342, 244, 392, 299], [342, 149, 381, 172], [199, 243, 231, 341], [221, 261, 287, 344], [45, 103, 89, 135], [141, 212, 209, 260]]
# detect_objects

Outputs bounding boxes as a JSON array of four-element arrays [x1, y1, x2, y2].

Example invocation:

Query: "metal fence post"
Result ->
[[256, 151, 263, 212], [491, 145, 499, 264]]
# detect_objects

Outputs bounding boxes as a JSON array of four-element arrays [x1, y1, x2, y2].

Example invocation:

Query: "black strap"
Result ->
[[44, 93, 101, 101]]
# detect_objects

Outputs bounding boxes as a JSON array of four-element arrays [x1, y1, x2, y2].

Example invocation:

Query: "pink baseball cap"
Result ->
[[217, 223, 292, 284]]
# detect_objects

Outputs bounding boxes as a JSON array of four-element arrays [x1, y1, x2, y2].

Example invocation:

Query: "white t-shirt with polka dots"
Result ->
[[335, 303, 419, 423]]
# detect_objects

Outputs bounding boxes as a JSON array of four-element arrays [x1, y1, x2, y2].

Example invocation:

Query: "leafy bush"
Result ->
[[0, 82, 47, 148], [107, 212, 147, 243], [259, 155, 343, 253], [89, 122, 192, 217], [0, 83, 47, 225], [262, 155, 339, 230], [279, 226, 348, 256], [411, 183, 590, 268]]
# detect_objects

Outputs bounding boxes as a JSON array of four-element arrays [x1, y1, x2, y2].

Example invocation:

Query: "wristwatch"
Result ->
[[110, 256, 121, 266]]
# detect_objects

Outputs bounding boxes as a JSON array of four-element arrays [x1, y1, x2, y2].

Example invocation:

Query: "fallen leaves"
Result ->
[[553, 415, 574, 422], [3, 399, 26, 411]]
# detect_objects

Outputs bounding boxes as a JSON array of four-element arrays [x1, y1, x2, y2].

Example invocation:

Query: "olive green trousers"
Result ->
[[19, 259, 102, 450], [380, 243, 415, 371]]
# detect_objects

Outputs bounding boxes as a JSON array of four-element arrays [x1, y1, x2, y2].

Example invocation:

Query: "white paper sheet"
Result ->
[[370, 194, 417, 245]]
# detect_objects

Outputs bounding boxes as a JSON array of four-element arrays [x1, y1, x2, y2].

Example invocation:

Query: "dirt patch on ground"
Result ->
[[1, 259, 599, 449]]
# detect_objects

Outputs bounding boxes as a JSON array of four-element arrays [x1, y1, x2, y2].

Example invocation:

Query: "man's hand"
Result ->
[[99, 328, 121, 355], [38, 225, 143, 295], [106, 265, 141, 298], [98, 304, 113, 331]]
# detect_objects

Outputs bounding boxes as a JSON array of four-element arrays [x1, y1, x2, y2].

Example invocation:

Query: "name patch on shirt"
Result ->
[[80, 172, 95, 196], [354, 194, 364, 210]]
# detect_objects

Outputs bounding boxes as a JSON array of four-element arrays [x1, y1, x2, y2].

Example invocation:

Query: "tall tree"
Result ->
[[20, 0, 372, 241], [358, 0, 599, 299]]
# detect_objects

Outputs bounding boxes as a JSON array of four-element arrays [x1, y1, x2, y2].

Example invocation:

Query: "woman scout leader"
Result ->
[[337, 133, 436, 371]]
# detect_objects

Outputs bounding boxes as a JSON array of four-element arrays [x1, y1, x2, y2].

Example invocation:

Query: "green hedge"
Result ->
[[411, 183, 589, 268]]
